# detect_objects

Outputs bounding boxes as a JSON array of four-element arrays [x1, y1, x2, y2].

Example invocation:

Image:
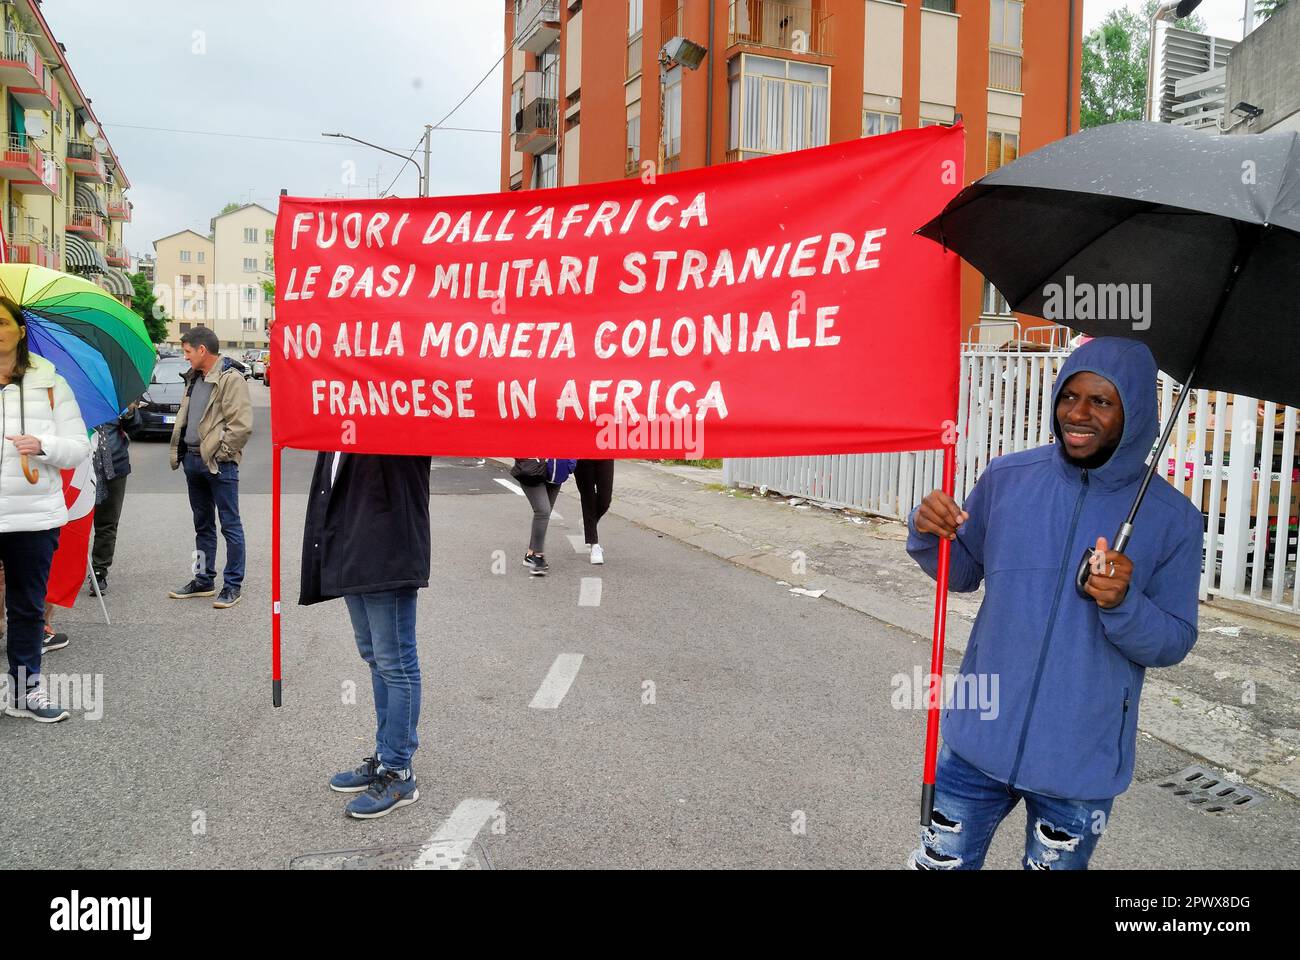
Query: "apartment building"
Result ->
[[153, 203, 275, 349], [500, 0, 1084, 341], [0, 0, 134, 304]]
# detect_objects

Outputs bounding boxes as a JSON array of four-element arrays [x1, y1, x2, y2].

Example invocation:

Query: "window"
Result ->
[[728, 55, 831, 161], [922, 0, 956, 11], [244, 285, 257, 301], [982, 278, 1011, 316], [243, 318, 257, 332], [920, 118, 953, 128], [863, 111, 902, 137], [531, 149, 558, 190], [179, 323, 192, 333], [243, 257, 258, 272], [244, 227, 258, 242], [986, 130, 1019, 171], [626, 108, 642, 176], [180, 274, 192, 286], [990, 0, 1023, 49], [665, 65, 683, 166], [179, 250, 191, 262], [627, 0, 643, 78], [265, 257, 273, 272], [265, 229, 275, 244], [197, 251, 205, 263]]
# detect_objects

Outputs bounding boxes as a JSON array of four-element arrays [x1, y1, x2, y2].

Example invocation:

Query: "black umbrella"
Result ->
[[918, 120, 1300, 575]]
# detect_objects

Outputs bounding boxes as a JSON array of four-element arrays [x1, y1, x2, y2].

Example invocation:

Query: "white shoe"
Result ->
[[590, 544, 604, 565]]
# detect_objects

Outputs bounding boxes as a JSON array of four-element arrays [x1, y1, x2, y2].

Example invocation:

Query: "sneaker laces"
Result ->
[[25, 688, 56, 711], [364, 769, 400, 798]]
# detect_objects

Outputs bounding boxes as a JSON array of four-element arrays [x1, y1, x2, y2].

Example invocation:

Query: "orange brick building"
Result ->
[[500, 1, 1084, 341]]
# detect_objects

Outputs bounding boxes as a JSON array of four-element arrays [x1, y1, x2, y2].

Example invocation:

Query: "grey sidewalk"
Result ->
[[567, 458, 1300, 802]]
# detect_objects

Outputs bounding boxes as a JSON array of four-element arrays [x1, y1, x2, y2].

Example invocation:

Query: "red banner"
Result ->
[[271, 125, 963, 458]]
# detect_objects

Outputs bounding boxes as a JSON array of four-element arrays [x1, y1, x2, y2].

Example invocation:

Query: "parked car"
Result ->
[[129, 357, 189, 439], [252, 350, 269, 380]]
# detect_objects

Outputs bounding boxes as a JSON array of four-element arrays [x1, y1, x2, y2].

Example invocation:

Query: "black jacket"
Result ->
[[299, 453, 432, 606]]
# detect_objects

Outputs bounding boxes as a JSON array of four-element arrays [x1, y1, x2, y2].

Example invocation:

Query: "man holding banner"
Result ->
[[301, 451, 431, 819]]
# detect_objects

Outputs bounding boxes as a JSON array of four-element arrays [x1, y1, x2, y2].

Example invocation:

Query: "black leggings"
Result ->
[[574, 459, 615, 545]]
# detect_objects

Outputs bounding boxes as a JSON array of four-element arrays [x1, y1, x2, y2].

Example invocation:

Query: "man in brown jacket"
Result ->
[[168, 326, 252, 608]]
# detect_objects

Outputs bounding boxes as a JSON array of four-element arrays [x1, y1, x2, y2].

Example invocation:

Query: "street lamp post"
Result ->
[[657, 36, 709, 175], [322, 128, 433, 197]]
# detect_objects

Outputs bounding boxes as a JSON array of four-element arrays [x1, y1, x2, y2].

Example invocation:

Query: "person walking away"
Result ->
[[517, 458, 576, 576], [168, 326, 252, 609], [574, 459, 614, 565], [0, 296, 90, 722], [301, 452, 432, 819], [88, 405, 135, 594], [905, 338, 1202, 870]]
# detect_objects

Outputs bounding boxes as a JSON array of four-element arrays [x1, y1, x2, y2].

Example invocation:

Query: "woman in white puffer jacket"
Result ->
[[0, 295, 90, 723]]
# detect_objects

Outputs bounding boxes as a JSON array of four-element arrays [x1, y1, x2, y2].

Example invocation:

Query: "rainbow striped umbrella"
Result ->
[[0, 264, 156, 428]]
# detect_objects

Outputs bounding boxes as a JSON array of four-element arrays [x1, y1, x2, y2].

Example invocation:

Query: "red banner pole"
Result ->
[[920, 440, 957, 826], [271, 441, 282, 707]]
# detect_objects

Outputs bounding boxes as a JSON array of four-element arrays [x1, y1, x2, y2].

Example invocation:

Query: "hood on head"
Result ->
[[1051, 337, 1159, 487]]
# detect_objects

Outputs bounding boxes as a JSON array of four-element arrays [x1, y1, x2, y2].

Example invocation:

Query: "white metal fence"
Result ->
[[724, 333, 1300, 616]]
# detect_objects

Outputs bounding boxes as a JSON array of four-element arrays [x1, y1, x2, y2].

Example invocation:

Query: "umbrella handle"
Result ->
[[1074, 522, 1133, 598], [19, 453, 39, 484]]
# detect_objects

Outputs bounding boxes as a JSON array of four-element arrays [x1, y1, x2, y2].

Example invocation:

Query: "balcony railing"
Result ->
[[68, 206, 106, 240], [989, 47, 1023, 92], [108, 199, 133, 221], [105, 244, 129, 267], [662, 4, 684, 43], [1, 132, 42, 177], [515, 0, 560, 54], [0, 31, 43, 89], [728, 1, 834, 56], [67, 140, 108, 181], [513, 97, 558, 155], [10, 236, 57, 269]]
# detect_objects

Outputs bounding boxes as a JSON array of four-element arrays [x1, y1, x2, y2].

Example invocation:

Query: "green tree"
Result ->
[[218, 201, 243, 216], [1081, 0, 1207, 128], [1256, 0, 1290, 21], [128, 272, 169, 343]]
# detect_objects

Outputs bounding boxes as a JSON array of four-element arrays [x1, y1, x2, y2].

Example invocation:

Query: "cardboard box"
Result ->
[[1164, 458, 1299, 519]]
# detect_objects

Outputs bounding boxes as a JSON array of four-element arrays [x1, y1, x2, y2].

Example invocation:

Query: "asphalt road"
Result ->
[[2, 379, 1297, 869]]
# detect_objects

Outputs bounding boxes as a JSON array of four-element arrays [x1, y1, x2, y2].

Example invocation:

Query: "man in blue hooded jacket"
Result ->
[[906, 337, 1203, 870]]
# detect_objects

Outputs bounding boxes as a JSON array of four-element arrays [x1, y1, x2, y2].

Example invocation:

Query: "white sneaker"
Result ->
[[590, 544, 604, 565]]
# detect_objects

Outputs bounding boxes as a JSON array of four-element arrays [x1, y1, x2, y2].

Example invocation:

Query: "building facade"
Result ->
[[153, 204, 275, 349], [1225, 0, 1300, 135], [0, 0, 134, 304], [500, 0, 1083, 342]]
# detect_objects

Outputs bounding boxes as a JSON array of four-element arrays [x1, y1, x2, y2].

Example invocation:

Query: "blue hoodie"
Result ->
[[907, 337, 1203, 801]]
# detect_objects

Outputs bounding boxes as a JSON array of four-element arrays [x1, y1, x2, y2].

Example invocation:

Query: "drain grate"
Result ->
[[1155, 765, 1266, 814], [289, 840, 490, 870]]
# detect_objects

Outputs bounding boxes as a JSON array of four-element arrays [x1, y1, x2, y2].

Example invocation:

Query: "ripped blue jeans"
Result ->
[[910, 744, 1115, 870]]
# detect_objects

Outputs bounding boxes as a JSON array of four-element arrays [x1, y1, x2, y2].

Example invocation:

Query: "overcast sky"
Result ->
[[41, 0, 1254, 260]]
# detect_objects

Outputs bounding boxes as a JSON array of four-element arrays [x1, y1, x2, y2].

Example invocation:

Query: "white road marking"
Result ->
[[494, 478, 524, 495], [529, 653, 585, 709], [412, 798, 500, 870], [567, 534, 591, 554], [579, 577, 603, 607]]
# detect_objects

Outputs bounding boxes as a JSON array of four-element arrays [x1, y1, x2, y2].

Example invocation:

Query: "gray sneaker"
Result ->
[[170, 579, 216, 599], [5, 687, 70, 723], [213, 586, 242, 609]]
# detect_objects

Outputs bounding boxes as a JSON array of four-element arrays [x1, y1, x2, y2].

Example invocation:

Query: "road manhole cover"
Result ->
[[1154, 765, 1266, 814], [289, 840, 490, 870]]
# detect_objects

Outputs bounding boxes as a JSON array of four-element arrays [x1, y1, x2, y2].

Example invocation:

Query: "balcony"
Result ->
[[67, 140, 108, 182], [108, 198, 133, 222], [0, 133, 48, 182], [0, 32, 44, 90], [105, 244, 129, 267], [67, 206, 106, 242], [514, 0, 560, 54], [728, 1, 834, 57], [9, 54, 53, 111], [9, 236, 57, 269], [512, 72, 558, 155], [989, 46, 1023, 92]]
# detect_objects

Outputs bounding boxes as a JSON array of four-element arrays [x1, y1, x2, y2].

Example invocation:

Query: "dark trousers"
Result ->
[[524, 481, 560, 553], [183, 451, 245, 590], [0, 528, 60, 689], [574, 459, 614, 545], [91, 474, 128, 578]]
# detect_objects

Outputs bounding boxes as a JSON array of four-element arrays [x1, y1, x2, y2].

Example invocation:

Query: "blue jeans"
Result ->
[[911, 744, 1115, 870], [344, 589, 421, 773], [183, 451, 244, 590]]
